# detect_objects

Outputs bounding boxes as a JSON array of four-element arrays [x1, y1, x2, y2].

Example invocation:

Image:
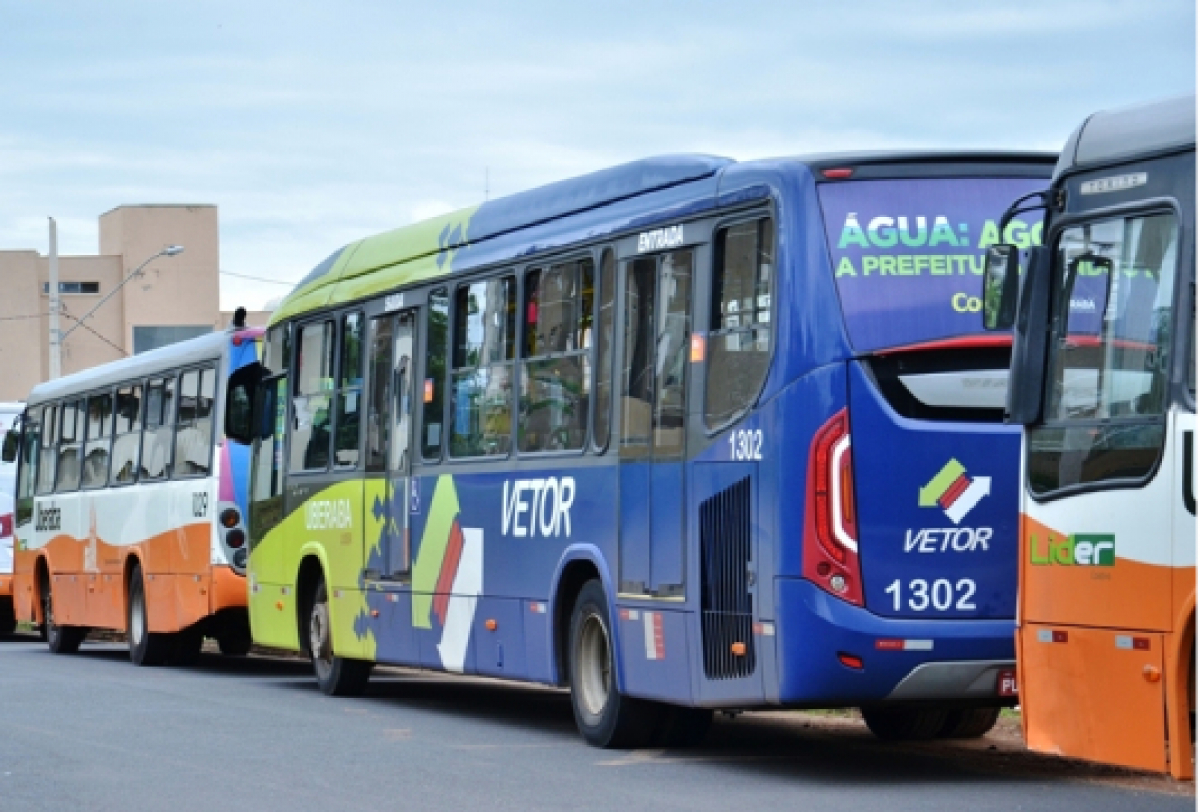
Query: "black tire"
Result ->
[[41, 572, 86, 654], [861, 707, 948, 741], [308, 578, 372, 696], [0, 598, 16, 635], [568, 580, 661, 748], [217, 627, 253, 657], [937, 707, 1001, 739], [655, 705, 713, 748], [170, 625, 204, 667], [127, 565, 172, 666]]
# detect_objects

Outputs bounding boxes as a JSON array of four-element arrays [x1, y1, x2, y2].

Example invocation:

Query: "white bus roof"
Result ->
[[24, 331, 232, 408], [1054, 94, 1196, 181]]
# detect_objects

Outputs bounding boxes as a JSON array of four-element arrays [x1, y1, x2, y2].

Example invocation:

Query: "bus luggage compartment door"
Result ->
[[1019, 623, 1167, 773]]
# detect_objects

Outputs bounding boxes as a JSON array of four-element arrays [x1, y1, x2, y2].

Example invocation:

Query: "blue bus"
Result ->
[[241, 151, 1054, 746]]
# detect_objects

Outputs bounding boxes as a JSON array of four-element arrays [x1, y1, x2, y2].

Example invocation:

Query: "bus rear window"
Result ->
[[818, 177, 1047, 353]]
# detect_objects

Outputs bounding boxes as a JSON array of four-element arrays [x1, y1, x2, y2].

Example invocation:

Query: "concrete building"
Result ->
[[0, 205, 270, 402]]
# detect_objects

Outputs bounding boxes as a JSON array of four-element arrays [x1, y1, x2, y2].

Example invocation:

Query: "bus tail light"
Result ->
[[803, 408, 864, 606]]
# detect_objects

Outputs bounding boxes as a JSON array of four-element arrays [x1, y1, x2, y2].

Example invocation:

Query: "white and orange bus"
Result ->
[[985, 94, 1195, 777], [3, 325, 263, 664]]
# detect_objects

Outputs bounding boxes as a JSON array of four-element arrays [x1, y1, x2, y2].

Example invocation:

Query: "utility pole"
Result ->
[[48, 217, 61, 380]]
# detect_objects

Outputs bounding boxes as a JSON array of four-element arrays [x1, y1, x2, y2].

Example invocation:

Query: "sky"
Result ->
[[1, 1, 1194, 311]]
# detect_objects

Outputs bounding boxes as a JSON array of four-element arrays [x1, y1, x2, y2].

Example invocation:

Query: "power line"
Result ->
[[220, 270, 296, 286], [0, 312, 49, 322], [60, 312, 128, 357]]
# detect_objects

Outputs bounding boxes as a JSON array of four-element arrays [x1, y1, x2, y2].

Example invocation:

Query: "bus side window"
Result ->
[[334, 312, 364, 468], [421, 288, 449, 460], [705, 217, 774, 428], [519, 257, 593, 453], [112, 384, 143, 484], [450, 275, 516, 458], [593, 249, 615, 451], [35, 404, 57, 496], [366, 315, 394, 472], [175, 367, 215, 478], [81, 391, 113, 490], [56, 399, 84, 492], [291, 321, 335, 472], [16, 409, 40, 526], [250, 374, 288, 542], [620, 257, 658, 457], [141, 376, 177, 480]]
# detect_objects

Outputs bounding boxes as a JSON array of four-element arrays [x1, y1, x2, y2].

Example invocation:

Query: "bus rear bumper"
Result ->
[[774, 578, 1016, 706]]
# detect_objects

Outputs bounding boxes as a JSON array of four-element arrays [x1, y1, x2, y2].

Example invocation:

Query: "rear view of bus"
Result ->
[[789, 153, 1053, 737], [987, 95, 1195, 777], [0, 402, 22, 633], [6, 327, 263, 663]]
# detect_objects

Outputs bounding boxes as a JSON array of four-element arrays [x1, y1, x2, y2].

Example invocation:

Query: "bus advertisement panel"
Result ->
[[7, 327, 263, 663], [246, 152, 1053, 747]]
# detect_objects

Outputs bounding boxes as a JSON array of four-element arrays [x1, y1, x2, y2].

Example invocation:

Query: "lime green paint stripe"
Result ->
[[411, 476, 460, 630], [270, 206, 480, 326], [918, 458, 966, 507]]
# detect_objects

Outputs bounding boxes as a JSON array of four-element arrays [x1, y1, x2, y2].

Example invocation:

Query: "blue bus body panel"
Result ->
[[848, 362, 1021, 619], [775, 578, 1015, 704]]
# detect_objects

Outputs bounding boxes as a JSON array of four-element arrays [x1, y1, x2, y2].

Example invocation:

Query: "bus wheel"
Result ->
[[41, 571, 85, 654], [655, 705, 713, 748], [217, 628, 253, 657], [568, 579, 660, 748], [307, 579, 372, 697], [0, 600, 16, 635], [127, 564, 171, 666], [170, 625, 204, 667], [937, 707, 1001, 738], [861, 707, 948, 741]]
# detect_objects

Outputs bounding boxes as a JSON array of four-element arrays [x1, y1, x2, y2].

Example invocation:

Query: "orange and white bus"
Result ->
[[3, 325, 263, 664], [985, 94, 1195, 777]]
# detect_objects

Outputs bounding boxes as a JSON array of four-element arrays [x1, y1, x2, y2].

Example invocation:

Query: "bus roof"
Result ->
[[25, 330, 235, 408], [1053, 94, 1196, 182], [272, 150, 1055, 326]]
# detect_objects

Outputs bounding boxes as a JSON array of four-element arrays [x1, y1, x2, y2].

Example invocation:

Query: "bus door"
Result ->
[[617, 250, 692, 597], [366, 309, 418, 582]]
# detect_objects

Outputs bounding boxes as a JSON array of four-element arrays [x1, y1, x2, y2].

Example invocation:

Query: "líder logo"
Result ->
[[1029, 532, 1116, 567], [919, 459, 991, 525]]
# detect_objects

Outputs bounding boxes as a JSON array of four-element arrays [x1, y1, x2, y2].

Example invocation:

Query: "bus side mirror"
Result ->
[[982, 245, 1021, 330], [2, 429, 18, 463], [1007, 245, 1053, 425], [225, 363, 262, 445]]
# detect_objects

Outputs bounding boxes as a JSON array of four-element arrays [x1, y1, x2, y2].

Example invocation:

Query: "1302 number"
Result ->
[[728, 429, 764, 461], [884, 578, 976, 612]]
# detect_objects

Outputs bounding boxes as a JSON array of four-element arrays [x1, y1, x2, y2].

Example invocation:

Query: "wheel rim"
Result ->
[[310, 599, 333, 680], [577, 610, 611, 717], [130, 587, 144, 645]]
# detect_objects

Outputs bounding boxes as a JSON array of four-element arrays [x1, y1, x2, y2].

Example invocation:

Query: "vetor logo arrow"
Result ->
[[919, 459, 990, 525]]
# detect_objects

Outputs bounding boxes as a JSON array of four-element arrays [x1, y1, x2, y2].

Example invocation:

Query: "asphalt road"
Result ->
[[0, 633, 1191, 812]]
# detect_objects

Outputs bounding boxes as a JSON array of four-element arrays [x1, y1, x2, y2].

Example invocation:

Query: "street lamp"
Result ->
[[57, 245, 185, 345]]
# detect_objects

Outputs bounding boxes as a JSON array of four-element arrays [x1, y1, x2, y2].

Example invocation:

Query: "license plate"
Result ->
[[997, 668, 1018, 697]]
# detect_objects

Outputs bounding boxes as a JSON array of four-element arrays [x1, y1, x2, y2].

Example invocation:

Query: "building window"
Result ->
[[43, 282, 100, 295], [132, 325, 212, 355]]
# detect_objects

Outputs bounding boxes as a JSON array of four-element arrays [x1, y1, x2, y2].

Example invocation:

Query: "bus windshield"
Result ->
[[1028, 212, 1179, 494], [818, 177, 1047, 352]]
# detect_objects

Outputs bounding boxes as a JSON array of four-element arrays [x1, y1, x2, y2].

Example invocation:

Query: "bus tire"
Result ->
[[937, 707, 1001, 739], [654, 705, 713, 748], [217, 628, 253, 657], [308, 578, 372, 697], [41, 571, 85, 654], [0, 599, 16, 635], [568, 579, 660, 748], [861, 707, 948, 741], [127, 565, 171, 667], [170, 625, 205, 667]]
